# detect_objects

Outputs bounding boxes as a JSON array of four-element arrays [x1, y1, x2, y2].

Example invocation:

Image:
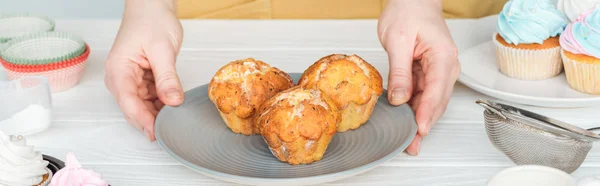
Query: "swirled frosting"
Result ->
[[49, 152, 108, 186], [557, 0, 600, 22], [497, 0, 569, 45], [0, 130, 49, 186], [559, 6, 600, 59]]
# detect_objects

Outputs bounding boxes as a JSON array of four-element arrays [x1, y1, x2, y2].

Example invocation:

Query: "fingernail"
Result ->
[[165, 89, 182, 100], [391, 88, 408, 103]]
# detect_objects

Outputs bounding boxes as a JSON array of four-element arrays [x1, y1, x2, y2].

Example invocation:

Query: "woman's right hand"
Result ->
[[104, 0, 184, 141], [378, 0, 461, 155]]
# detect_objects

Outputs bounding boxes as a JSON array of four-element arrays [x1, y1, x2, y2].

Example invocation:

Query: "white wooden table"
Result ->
[[2, 15, 600, 185]]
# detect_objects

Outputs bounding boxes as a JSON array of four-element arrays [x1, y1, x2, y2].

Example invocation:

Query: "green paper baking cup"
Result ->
[[0, 31, 85, 65], [0, 13, 55, 43]]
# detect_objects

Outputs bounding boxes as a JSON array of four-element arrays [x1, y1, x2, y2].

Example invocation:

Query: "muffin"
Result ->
[[255, 86, 340, 165], [208, 58, 294, 135], [494, 0, 569, 80], [559, 7, 600, 95], [298, 54, 382, 132], [0, 131, 52, 186]]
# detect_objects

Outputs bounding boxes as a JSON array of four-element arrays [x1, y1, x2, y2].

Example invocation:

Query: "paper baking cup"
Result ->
[[0, 31, 85, 65], [3, 45, 89, 93], [0, 13, 55, 43], [0, 44, 90, 72], [493, 34, 563, 80], [38, 167, 53, 186], [561, 50, 600, 95], [5, 59, 87, 92]]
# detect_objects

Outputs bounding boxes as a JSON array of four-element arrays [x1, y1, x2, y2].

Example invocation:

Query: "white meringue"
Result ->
[[0, 130, 50, 186], [557, 0, 600, 21]]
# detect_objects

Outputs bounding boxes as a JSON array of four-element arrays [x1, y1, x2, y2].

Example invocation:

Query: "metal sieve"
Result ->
[[476, 99, 600, 173]]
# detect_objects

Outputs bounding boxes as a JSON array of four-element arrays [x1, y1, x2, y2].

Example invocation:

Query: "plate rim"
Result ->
[[154, 76, 417, 184], [457, 40, 600, 107]]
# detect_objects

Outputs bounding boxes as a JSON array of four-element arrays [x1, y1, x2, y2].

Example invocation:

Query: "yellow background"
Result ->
[[176, 0, 508, 19]]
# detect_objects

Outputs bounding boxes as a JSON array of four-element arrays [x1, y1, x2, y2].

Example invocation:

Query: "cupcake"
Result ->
[[208, 58, 294, 135], [49, 152, 109, 186], [0, 130, 52, 186], [298, 54, 382, 132], [494, 0, 569, 80], [557, 0, 600, 22], [559, 7, 600, 95], [255, 86, 340, 165]]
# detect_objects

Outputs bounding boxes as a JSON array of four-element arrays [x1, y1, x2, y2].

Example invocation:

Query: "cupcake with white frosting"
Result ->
[[557, 0, 600, 22], [0, 130, 52, 186]]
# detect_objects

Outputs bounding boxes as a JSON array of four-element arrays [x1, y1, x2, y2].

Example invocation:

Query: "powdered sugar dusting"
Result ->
[[305, 140, 314, 149], [309, 90, 329, 110], [242, 61, 257, 68], [314, 62, 328, 81], [273, 90, 311, 106], [360, 85, 368, 100], [212, 60, 275, 100], [349, 55, 370, 76], [213, 61, 268, 82], [292, 104, 304, 119]]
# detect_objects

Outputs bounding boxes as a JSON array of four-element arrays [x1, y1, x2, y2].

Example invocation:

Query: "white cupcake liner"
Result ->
[[0, 31, 85, 65], [0, 13, 55, 43], [561, 50, 600, 95], [492, 33, 563, 80], [5, 59, 87, 93]]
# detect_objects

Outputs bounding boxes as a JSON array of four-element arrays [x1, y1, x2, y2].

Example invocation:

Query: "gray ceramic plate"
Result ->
[[155, 73, 417, 186]]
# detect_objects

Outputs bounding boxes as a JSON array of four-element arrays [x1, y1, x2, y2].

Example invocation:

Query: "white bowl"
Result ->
[[487, 165, 575, 186], [578, 175, 600, 186]]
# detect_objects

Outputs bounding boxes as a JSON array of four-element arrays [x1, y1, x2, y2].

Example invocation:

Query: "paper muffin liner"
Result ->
[[4, 55, 88, 93], [38, 167, 53, 186], [0, 31, 85, 65], [0, 44, 90, 72], [493, 33, 563, 80], [561, 50, 600, 95], [0, 13, 55, 43]]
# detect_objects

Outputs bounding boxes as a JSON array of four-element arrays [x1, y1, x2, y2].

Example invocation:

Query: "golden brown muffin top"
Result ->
[[208, 58, 294, 119], [255, 86, 340, 143], [298, 54, 383, 109]]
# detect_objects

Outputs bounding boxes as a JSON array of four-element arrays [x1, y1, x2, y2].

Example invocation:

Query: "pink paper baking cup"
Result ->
[[4, 54, 88, 93], [0, 44, 89, 72], [0, 43, 89, 92]]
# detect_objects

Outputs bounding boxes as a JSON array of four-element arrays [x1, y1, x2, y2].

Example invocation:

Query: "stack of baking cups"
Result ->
[[0, 14, 55, 49], [0, 32, 89, 93], [0, 14, 89, 93]]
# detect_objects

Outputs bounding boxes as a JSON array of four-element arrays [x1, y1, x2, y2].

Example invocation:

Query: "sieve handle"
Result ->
[[587, 127, 600, 134], [475, 99, 507, 119], [476, 99, 600, 141]]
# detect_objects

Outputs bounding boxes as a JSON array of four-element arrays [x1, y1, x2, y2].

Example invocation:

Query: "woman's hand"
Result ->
[[105, 0, 184, 141], [378, 0, 461, 155]]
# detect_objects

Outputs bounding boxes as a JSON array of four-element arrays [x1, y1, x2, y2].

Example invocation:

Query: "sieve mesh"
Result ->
[[483, 110, 592, 173]]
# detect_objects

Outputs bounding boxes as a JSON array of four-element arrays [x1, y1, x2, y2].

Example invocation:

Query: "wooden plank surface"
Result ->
[[1, 15, 599, 185]]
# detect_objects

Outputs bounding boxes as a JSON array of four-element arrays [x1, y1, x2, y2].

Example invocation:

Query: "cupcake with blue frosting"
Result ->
[[559, 6, 600, 94], [495, 0, 569, 80]]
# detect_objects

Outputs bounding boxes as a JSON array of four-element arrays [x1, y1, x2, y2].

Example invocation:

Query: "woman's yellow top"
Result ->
[[176, 0, 508, 19]]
